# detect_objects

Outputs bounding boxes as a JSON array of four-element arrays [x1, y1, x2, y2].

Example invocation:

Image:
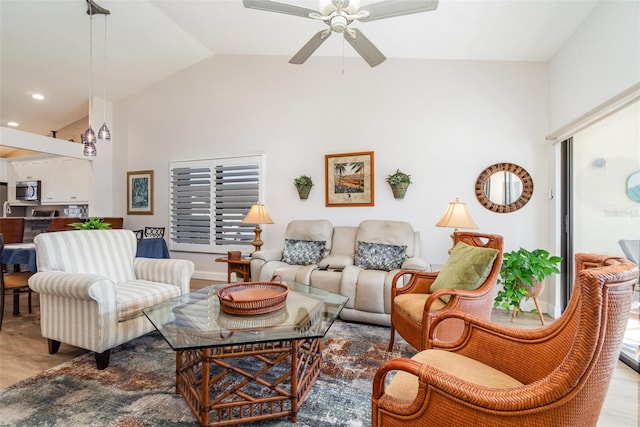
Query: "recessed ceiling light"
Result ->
[[7, 121, 19, 127], [32, 93, 45, 100]]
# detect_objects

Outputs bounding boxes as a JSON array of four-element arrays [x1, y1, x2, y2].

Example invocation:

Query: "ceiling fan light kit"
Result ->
[[243, 0, 439, 67]]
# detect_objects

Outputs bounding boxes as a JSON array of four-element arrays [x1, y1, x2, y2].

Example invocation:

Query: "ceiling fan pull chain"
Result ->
[[342, 36, 345, 75]]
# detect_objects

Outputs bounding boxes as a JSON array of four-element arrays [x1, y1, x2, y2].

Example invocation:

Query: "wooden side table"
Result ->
[[215, 257, 252, 282]]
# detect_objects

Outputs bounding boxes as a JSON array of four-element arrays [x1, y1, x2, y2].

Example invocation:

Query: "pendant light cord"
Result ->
[[88, 6, 93, 129], [103, 14, 107, 126]]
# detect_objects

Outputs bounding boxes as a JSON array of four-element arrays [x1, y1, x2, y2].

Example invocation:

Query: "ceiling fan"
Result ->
[[243, 0, 439, 67]]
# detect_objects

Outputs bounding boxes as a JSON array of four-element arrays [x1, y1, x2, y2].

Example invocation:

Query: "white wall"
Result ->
[[549, 0, 640, 132], [116, 55, 551, 282]]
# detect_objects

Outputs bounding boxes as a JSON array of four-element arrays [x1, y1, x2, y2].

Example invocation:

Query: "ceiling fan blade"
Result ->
[[289, 31, 332, 64], [357, 0, 439, 22], [243, 0, 318, 18], [344, 28, 386, 67]]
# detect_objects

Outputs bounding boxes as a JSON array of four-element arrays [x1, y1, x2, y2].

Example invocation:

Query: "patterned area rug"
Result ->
[[0, 321, 413, 426]]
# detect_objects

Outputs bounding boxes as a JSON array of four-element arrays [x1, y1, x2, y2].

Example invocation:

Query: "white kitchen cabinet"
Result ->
[[41, 157, 91, 204], [7, 159, 46, 202], [10, 159, 45, 182], [10, 157, 91, 205]]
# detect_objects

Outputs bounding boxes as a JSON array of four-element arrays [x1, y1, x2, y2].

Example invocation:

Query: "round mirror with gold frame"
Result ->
[[475, 163, 533, 213]]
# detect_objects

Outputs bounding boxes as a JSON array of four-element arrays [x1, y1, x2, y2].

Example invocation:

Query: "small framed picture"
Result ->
[[325, 151, 374, 207], [127, 170, 154, 215]]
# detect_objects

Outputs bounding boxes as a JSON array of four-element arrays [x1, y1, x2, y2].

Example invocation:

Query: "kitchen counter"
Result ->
[[21, 217, 84, 241], [20, 216, 124, 242], [23, 218, 52, 242]]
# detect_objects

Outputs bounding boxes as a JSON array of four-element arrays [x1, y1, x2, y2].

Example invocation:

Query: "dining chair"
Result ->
[[0, 218, 25, 244], [0, 233, 34, 331], [144, 226, 165, 238]]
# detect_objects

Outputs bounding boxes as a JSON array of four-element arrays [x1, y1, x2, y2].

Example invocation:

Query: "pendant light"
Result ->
[[97, 3, 111, 141], [83, 0, 110, 156]]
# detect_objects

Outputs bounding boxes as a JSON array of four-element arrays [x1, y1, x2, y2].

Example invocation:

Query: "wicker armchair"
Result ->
[[388, 231, 503, 351], [372, 253, 638, 427]]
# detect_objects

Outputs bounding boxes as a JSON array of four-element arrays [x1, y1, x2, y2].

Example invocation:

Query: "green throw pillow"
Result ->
[[431, 242, 499, 303]]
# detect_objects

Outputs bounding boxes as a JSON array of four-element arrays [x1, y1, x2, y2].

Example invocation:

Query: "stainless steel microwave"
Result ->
[[15, 180, 41, 201]]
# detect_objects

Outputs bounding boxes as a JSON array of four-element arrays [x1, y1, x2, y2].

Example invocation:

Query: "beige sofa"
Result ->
[[250, 219, 427, 326]]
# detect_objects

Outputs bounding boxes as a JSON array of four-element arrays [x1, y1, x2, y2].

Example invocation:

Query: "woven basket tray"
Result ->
[[217, 280, 289, 315]]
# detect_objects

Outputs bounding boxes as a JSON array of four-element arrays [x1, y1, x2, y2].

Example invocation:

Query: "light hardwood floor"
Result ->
[[0, 280, 637, 426]]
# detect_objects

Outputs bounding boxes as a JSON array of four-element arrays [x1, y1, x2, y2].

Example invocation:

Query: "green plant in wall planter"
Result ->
[[386, 169, 412, 199], [294, 175, 313, 200], [69, 217, 112, 230], [494, 247, 562, 322]]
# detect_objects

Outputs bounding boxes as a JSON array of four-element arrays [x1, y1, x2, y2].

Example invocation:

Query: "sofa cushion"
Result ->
[[285, 220, 334, 252], [430, 242, 499, 303], [356, 220, 416, 257], [355, 241, 407, 271], [116, 280, 182, 321], [318, 254, 354, 270], [282, 239, 326, 266]]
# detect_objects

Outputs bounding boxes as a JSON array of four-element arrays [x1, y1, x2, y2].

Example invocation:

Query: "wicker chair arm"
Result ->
[[391, 269, 438, 296], [372, 358, 423, 398], [426, 310, 563, 379], [373, 352, 577, 414], [429, 310, 546, 345]]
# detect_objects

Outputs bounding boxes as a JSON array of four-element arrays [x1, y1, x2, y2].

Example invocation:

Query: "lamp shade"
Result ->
[[241, 203, 274, 225], [435, 198, 479, 229]]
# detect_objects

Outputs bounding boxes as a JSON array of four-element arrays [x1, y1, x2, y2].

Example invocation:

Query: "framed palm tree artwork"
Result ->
[[325, 151, 374, 207]]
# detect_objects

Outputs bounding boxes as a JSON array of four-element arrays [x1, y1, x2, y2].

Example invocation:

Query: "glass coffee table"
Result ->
[[143, 281, 349, 426]]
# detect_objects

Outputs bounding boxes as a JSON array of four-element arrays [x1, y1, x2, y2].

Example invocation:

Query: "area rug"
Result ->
[[0, 321, 413, 427]]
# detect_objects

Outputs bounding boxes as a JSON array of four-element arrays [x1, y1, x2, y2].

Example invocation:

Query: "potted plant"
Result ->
[[69, 217, 112, 230], [386, 169, 412, 199], [293, 175, 313, 199], [494, 247, 562, 321]]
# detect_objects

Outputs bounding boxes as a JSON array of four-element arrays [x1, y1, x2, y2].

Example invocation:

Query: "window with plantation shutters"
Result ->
[[169, 155, 263, 253]]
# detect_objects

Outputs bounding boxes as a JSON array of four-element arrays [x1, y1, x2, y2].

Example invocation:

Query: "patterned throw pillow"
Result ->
[[355, 241, 407, 271], [282, 239, 326, 266]]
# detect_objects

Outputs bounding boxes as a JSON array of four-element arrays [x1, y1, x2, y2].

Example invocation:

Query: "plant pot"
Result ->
[[296, 185, 312, 200], [390, 182, 409, 199], [516, 280, 545, 297]]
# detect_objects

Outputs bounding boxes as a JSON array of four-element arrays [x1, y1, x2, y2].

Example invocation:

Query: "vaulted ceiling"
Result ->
[[0, 0, 599, 139]]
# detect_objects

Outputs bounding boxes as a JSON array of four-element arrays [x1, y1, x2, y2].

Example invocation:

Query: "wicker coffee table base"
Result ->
[[176, 338, 322, 426]]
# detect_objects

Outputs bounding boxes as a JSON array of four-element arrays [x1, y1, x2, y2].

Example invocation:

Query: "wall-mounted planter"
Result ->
[[386, 169, 412, 199], [294, 175, 313, 200], [296, 185, 312, 199], [389, 182, 409, 199]]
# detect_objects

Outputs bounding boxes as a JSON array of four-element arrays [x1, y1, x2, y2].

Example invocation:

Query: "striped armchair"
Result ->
[[29, 230, 194, 369]]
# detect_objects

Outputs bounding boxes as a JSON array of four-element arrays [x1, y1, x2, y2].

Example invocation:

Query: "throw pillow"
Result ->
[[431, 242, 499, 303], [282, 239, 326, 266], [355, 241, 407, 271]]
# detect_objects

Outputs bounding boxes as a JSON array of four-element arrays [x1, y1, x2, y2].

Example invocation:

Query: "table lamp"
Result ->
[[241, 203, 274, 252], [435, 198, 479, 252]]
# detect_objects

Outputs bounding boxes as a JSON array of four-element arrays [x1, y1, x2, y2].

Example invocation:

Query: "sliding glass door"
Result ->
[[567, 99, 639, 372]]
